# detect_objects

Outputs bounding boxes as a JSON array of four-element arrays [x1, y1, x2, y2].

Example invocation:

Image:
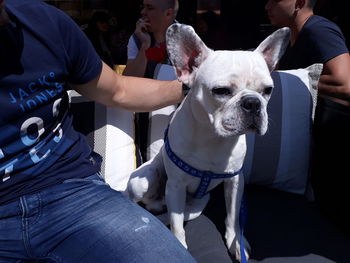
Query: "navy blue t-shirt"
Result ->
[[0, 0, 103, 204], [278, 15, 349, 70]]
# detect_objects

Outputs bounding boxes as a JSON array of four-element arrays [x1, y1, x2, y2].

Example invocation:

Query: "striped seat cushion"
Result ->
[[243, 64, 322, 195]]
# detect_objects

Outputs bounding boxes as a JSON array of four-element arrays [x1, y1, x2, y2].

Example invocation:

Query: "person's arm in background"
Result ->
[[318, 53, 350, 105], [123, 18, 151, 77], [71, 62, 183, 112]]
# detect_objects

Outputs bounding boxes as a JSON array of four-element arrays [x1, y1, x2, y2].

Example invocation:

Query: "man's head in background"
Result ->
[[140, 0, 179, 34], [265, 0, 317, 27]]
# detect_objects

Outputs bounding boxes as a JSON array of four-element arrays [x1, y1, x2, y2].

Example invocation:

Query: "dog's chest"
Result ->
[[163, 134, 246, 197]]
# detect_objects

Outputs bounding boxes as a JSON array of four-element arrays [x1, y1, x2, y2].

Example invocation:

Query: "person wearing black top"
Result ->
[[265, 0, 350, 234]]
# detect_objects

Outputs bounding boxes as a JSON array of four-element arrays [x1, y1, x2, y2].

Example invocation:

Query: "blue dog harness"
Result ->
[[163, 126, 243, 199], [164, 126, 248, 263]]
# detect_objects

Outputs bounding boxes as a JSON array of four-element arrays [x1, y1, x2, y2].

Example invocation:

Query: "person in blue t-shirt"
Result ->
[[0, 0, 196, 262], [265, 0, 350, 234]]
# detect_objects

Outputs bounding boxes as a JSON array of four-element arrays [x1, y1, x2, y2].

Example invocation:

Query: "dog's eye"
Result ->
[[212, 87, 232, 96], [264, 86, 273, 95]]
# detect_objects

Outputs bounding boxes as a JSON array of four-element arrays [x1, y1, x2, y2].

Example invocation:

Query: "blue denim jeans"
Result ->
[[0, 174, 196, 263]]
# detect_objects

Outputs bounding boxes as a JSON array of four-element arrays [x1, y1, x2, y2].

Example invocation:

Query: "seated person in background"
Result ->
[[123, 0, 179, 163], [0, 0, 196, 262], [84, 11, 115, 68], [265, 0, 350, 234], [123, 0, 178, 77]]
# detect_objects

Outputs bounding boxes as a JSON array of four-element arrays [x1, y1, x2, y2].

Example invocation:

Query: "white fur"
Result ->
[[128, 24, 290, 262]]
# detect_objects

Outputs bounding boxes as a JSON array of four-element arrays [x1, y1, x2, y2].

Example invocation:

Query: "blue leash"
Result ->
[[239, 193, 248, 263], [164, 126, 248, 262]]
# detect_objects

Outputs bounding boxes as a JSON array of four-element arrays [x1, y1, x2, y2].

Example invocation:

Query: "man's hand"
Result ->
[[135, 18, 151, 50]]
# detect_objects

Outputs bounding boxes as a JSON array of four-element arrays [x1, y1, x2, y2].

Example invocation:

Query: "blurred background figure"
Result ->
[[265, 0, 350, 235], [109, 15, 130, 66], [84, 11, 115, 68], [122, 0, 179, 77], [195, 10, 232, 50]]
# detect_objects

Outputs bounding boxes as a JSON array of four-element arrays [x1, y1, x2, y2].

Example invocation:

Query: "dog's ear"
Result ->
[[166, 23, 211, 85], [255, 27, 290, 72]]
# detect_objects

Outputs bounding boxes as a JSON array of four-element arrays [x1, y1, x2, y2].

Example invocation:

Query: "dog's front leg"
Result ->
[[165, 178, 188, 248], [224, 174, 250, 262]]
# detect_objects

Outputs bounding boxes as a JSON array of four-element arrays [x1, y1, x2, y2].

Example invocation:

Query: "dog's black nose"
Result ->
[[241, 96, 261, 115]]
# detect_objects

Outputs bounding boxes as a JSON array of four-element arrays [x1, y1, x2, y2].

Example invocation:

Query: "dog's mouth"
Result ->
[[220, 120, 241, 136], [247, 117, 267, 135], [221, 116, 266, 136], [247, 123, 262, 134], [248, 123, 257, 130], [221, 122, 251, 137]]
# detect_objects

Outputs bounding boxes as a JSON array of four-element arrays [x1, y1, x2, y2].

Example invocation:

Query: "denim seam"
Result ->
[[46, 252, 64, 263], [63, 173, 107, 186], [32, 193, 42, 226], [19, 197, 35, 258]]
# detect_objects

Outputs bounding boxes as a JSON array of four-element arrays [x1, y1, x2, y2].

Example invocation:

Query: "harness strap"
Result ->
[[164, 126, 242, 199]]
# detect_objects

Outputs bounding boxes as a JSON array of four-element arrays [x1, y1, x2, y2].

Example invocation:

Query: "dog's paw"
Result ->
[[225, 230, 251, 262]]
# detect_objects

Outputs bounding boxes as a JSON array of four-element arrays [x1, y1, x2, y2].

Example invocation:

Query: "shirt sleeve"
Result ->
[[56, 9, 103, 85], [307, 19, 349, 63], [127, 36, 139, 60]]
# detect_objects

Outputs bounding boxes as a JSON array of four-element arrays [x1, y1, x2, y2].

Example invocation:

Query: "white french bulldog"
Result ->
[[128, 23, 290, 261]]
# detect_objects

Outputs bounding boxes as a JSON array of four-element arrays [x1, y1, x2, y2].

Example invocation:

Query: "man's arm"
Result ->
[[318, 53, 350, 104], [123, 19, 151, 77], [71, 62, 183, 112], [122, 50, 148, 77]]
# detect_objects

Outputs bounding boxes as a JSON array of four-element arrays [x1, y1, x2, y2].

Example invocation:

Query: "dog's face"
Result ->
[[166, 24, 290, 137], [194, 51, 275, 136]]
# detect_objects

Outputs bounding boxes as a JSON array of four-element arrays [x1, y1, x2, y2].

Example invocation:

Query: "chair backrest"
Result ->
[[243, 64, 322, 195], [68, 90, 136, 193], [147, 64, 177, 160]]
